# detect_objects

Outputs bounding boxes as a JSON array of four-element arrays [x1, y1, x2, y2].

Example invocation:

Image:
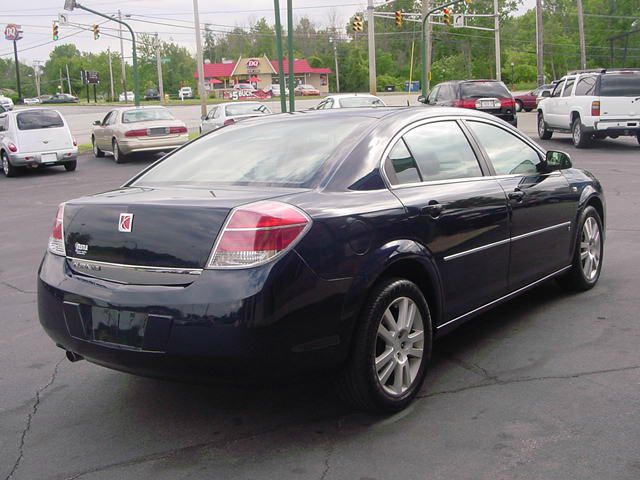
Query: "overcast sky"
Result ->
[[1, 0, 536, 64]]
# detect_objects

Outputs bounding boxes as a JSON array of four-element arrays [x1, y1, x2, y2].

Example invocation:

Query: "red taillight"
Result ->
[[500, 98, 515, 108], [454, 99, 477, 109], [169, 126, 188, 134], [208, 201, 310, 268], [124, 129, 148, 137], [223, 118, 236, 126], [591, 100, 600, 117], [8, 142, 17, 153], [72, 137, 77, 147], [48, 203, 66, 256]]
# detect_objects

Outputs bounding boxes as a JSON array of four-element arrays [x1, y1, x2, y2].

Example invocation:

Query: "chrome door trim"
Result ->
[[437, 265, 572, 330], [511, 221, 571, 242]]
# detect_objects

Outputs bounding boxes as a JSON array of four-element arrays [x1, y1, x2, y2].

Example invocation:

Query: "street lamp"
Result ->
[[64, 0, 140, 106]]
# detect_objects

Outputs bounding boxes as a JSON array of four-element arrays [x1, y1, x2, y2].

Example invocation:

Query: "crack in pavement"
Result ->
[[5, 357, 64, 480], [442, 353, 498, 382], [0, 281, 36, 295]]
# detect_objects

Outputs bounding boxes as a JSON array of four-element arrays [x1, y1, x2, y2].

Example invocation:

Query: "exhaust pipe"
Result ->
[[65, 351, 84, 362]]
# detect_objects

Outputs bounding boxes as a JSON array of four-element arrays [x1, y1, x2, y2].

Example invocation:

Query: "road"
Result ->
[[1, 112, 639, 480]]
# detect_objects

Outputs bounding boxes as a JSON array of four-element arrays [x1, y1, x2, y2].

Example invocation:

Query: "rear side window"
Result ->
[[386, 140, 421, 185], [600, 74, 640, 97], [402, 121, 482, 182], [460, 81, 510, 98], [562, 78, 575, 97], [575, 76, 597, 96], [16, 111, 64, 130], [468, 121, 540, 175]]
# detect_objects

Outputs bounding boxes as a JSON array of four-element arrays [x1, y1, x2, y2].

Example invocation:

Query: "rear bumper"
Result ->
[[37, 252, 353, 382], [119, 134, 189, 155], [593, 119, 640, 135], [9, 149, 77, 166]]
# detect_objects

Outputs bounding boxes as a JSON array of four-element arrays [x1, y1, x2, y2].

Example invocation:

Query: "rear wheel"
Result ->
[[558, 206, 603, 291], [524, 107, 533, 112], [336, 278, 433, 413], [64, 161, 77, 172], [1, 151, 17, 177], [92, 136, 104, 157], [572, 117, 592, 148], [112, 139, 125, 164], [538, 112, 553, 140]]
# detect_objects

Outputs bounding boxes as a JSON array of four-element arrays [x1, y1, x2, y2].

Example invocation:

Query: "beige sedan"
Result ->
[[91, 106, 189, 163]]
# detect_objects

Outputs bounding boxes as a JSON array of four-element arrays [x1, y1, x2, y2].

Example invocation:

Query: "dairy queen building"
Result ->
[[194, 55, 331, 95]]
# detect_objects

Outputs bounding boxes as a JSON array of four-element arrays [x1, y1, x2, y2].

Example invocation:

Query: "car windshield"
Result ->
[[16, 110, 64, 130], [132, 116, 371, 188], [339, 97, 384, 108], [225, 104, 269, 116], [600, 74, 640, 97], [460, 81, 511, 98], [122, 108, 174, 123]]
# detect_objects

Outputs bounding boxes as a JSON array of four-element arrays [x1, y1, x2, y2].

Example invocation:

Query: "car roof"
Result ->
[[114, 106, 170, 112], [327, 93, 381, 99], [3, 107, 62, 115]]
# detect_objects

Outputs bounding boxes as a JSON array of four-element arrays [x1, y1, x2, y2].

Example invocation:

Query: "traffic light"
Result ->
[[395, 10, 403, 27], [52, 21, 59, 41], [443, 8, 452, 26], [352, 15, 363, 32], [92, 24, 100, 40]]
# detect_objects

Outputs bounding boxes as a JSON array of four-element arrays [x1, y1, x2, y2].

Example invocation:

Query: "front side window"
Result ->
[[225, 103, 270, 116], [427, 86, 439, 104], [562, 77, 575, 97], [402, 121, 482, 182], [16, 111, 64, 130], [551, 80, 565, 98], [468, 121, 541, 175]]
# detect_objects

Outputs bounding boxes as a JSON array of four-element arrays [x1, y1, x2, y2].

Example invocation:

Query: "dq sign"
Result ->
[[246, 59, 260, 68], [4, 24, 22, 41]]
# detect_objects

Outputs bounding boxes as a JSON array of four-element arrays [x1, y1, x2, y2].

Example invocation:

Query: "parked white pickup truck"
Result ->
[[537, 69, 640, 148]]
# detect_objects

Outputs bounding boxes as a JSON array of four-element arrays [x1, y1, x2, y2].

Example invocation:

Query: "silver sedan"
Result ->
[[200, 102, 271, 134]]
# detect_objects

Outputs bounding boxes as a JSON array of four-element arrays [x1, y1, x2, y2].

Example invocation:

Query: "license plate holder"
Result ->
[[90, 307, 148, 348], [148, 127, 169, 136], [41, 153, 57, 164], [479, 101, 495, 109]]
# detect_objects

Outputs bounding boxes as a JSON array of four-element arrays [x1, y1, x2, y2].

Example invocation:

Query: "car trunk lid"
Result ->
[[599, 74, 640, 119]]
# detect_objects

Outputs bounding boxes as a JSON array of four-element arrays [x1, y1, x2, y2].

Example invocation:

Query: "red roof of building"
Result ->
[[195, 58, 330, 79]]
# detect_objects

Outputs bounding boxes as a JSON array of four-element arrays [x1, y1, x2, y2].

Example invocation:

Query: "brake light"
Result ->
[[124, 129, 148, 137], [223, 118, 235, 126], [207, 201, 311, 268], [453, 99, 477, 109], [591, 100, 600, 117], [169, 126, 188, 134], [8, 142, 17, 153], [500, 98, 516, 108], [72, 137, 77, 147], [48, 203, 66, 256]]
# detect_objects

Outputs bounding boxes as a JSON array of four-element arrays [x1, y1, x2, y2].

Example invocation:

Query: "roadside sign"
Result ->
[[453, 14, 464, 28], [4, 24, 23, 41], [86, 71, 99, 84]]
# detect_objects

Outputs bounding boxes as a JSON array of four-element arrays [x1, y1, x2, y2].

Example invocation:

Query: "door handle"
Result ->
[[421, 201, 443, 218], [508, 189, 525, 202]]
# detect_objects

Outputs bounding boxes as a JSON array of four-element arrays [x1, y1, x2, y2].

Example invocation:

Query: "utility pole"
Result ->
[[107, 47, 115, 102], [367, 0, 377, 94], [13, 40, 23, 101], [577, 0, 586, 70], [118, 9, 127, 102], [330, 35, 340, 93], [423, 0, 433, 93], [287, 0, 295, 112], [273, 0, 287, 113], [33, 61, 42, 97], [494, 0, 501, 80], [193, 0, 207, 117], [154, 34, 165, 104], [65, 63, 72, 94], [535, 0, 544, 86]]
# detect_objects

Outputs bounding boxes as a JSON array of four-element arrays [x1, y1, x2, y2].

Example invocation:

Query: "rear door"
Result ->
[[385, 119, 510, 322], [466, 119, 578, 290], [598, 73, 640, 119]]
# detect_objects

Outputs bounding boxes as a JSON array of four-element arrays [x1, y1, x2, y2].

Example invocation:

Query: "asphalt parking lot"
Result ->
[[1, 112, 639, 480]]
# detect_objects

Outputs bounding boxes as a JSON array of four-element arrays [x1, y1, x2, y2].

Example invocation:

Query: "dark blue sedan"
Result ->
[[38, 107, 605, 412]]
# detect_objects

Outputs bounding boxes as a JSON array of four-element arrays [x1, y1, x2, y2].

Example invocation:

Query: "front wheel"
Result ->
[[336, 278, 433, 413], [558, 206, 604, 291], [572, 117, 592, 148], [538, 112, 553, 140]]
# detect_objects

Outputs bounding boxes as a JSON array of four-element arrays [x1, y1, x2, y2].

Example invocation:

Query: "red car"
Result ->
[[514, 85, 554, 112], [295, 84, 320, 96]]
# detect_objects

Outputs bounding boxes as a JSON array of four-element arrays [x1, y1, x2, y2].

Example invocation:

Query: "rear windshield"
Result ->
[[460, 81, 511, 98], [16, 111, 64, 130], [122, 108, 174, 123], [132, 117, 370, 187], [339, 97, 385, 108], [600, 74, 640, 97], [225, 103, 270, 116]]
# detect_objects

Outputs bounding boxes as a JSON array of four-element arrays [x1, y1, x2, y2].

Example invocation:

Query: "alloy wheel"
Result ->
[[113, 140, 119, 162], [538, 116, 545, 136], [573, 122, 581, 145], [2, 155, 8, 176], [580, 216, 601, 281], [374, 297, 425, 396]]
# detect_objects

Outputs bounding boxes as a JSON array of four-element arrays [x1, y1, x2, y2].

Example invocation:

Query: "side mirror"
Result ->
[[93, 120, 101, 126], [545, 150, 572, 171], [417, 95, 428, 104]]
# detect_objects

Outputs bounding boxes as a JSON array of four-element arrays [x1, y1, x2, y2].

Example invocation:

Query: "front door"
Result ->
[[466, 120, 578, 290], [385, 119, 510, 322]]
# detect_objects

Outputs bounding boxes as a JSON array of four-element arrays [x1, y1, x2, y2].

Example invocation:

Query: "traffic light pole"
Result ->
[[71, 2, 140, 106], [273, 0, 287, 113]]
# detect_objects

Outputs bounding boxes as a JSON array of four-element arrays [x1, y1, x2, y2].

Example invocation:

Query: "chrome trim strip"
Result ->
[[443, 238, 510, 261], [437, 265, 572, 330], [511, 221, 571, 242], [67, 257, 202, 275]]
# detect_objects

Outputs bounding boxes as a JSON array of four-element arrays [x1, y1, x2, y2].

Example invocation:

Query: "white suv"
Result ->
[[537, 69, 640, 148]]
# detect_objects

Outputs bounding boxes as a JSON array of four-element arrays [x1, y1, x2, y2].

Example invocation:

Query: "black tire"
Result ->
[[92, 136, 105, 157], [515, 100, 523, 113], [1, 151, 18, 177], [572, 117, 592, 148], [524, 107, 533, 112], [336, 278, 433, 413], [636, 133, 640, 145], [538, 112, 553, 140], [64, 161, 77, 172], [557, 206, 604, 292], [112, 139, 125, 164]]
